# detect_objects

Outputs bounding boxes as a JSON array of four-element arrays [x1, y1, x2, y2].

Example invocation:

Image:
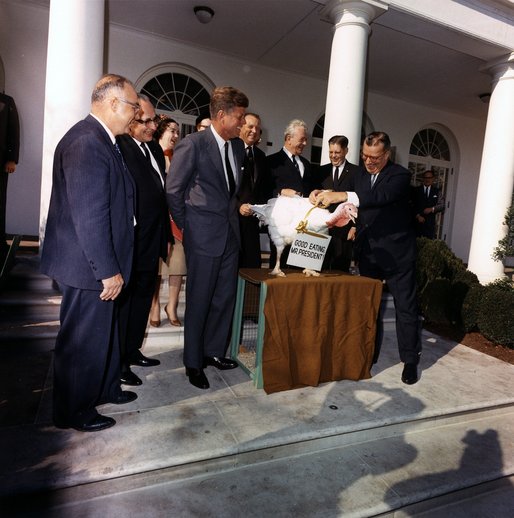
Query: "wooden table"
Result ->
[[230, 268, 383, 394]]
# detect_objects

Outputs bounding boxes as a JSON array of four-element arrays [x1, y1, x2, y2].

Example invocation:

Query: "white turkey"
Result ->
[[251, 195, 358, 276]]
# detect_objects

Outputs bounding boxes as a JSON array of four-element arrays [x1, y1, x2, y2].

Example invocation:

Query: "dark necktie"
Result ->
[[224, 142, 236, 196], [333, 166, 339, 185], [292, 154, 299, 171], [425, 186, 430, 198], [371, 174, 377, 188], [141, 142, 151, 161], [114, 142, 127, 170], [246, 146, 255, 187]]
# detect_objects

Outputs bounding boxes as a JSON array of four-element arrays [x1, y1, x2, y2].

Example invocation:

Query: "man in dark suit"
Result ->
[[312, 131, 421, 385], [116, 94, 171, 386], [167, 86, 249, 389], [237, 113, 272, 268], [268, 119, 318, 198], [413, 170, 444, 239], [0, 92, 20, 260], [267, 119, 320, 268], [40, 74, 139, 432], [318, 135, 359, 272]]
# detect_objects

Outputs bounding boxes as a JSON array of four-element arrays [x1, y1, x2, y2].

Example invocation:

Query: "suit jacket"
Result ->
[[413, 184, 443, 238], [0, 93, 20, 166], [320, 160, 360, 239], [267, 149, 320, 198], [352, 161, 416, 273], [237, 143, 272, 205], [116, 135, 171, 271], [320, 160, 359, 192], [41, 115, 135, 289], [166, 127, 244, 257]]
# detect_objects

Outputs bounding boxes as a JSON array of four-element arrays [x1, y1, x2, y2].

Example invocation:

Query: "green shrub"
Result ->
[[420, 277, 451, 324], [448, 269, 481, 325], [461, 284, 484, 332], [492, 191, 514, 262], [416, 238, 447, 290], [477, 287, 514, 348], [416, 237, 513, 347], [487, 277, 514, 291]]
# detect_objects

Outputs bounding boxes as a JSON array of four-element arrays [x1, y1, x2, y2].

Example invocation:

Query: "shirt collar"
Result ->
[[90, 113, 116, 145], [333, 160, 346, 171], [210, 125, 227, 150]]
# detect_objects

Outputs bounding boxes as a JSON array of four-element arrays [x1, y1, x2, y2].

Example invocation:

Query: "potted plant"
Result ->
[[493, 191, 514, 268]]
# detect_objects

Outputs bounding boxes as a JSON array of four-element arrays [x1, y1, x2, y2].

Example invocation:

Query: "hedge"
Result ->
[[416, 238, 513, 348]]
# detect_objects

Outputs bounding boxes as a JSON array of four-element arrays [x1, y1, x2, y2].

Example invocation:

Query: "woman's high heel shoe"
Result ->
[[165, 307, 181, 327]]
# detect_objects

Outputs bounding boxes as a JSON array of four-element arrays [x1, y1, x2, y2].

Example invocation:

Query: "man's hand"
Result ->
[[100, 273, 124, 301], [416, 214, 426, 223], [239, 203, 253, 216], [423, 207, 434, 215], [347, 226, 357, 241], [313, 190, 347, 208], [280, 188, 299, 198], [308, 189, 322, 205], [4, 161, 16, 174]]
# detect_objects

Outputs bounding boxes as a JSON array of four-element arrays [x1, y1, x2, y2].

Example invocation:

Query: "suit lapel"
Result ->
[[204, 130, 230, 197]]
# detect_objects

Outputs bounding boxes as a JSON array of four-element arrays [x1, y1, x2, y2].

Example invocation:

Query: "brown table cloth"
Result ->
[[239, 269, 383, 394]]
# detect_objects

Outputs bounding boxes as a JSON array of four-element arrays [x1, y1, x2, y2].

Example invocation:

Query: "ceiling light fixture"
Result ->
[[194, 6, 215, 24]]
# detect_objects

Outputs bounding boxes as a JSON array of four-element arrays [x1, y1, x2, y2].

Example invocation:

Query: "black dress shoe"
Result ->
[[109, 390, 138, 404], [55, 414, 116, 432], [120, 370, 142, 386], [185, 367, 210, 389], [401, 363, 419, 385], [203, 356, 238, 370], [129, 350, 160, 367]]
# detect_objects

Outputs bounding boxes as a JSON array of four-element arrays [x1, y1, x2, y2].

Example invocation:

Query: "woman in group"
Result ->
[[149, 116, 186, 327]]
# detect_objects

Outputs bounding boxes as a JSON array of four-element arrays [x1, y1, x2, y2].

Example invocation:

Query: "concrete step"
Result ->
[[1, 256, 513, 516], [2, 405, 512, 517]]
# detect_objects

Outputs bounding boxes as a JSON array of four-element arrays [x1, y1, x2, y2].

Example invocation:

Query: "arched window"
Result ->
[[137, 66, 214, 138], [409, 128, 454, 240]]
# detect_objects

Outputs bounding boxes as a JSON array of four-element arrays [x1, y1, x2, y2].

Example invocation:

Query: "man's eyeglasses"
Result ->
[[134, 117, 160, 127], [361, 151, 386, 163], [116, 97, 141, 112]]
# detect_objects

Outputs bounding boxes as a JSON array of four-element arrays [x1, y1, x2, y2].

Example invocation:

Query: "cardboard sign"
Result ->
[[286, 232, 332, 271]]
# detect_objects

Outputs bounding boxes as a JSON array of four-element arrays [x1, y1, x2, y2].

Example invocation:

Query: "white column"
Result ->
[[468, 53, 514, 284], [320, 0, 386, 164], [39, 0, 105, 242]]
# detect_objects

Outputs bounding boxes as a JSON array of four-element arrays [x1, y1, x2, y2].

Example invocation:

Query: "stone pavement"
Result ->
[[0, 254, 513, 517]]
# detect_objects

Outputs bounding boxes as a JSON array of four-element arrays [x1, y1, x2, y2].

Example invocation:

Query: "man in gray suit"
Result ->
[[41, 74, 139, 431], [167, 86, 248, 389]]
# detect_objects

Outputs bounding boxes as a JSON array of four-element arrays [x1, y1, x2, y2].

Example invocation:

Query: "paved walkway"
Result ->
[[0, 255, 513, 517]]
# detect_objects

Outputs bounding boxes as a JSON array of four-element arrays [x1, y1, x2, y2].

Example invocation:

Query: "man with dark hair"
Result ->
[[311, 131, 421, 385], [116, 94, 171, 386], [195, 113, 211, 132], [413, 170, 444, 239], [167, 86, 249, 389], [237, 113, 272, 267], [41, 74, 139, 431], [0, 92, 20, 261], [318, 135, 359, 272]]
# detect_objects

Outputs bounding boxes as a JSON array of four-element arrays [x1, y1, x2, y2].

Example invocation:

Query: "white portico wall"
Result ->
[[320, 0, 386, 165], [0, 1, 491, 265], [39, 0, 105, 242], [468, 53, 514, 283]]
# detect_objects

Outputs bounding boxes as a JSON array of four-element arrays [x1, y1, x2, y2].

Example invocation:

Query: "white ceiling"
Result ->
[[39, 0, 514, 117]]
